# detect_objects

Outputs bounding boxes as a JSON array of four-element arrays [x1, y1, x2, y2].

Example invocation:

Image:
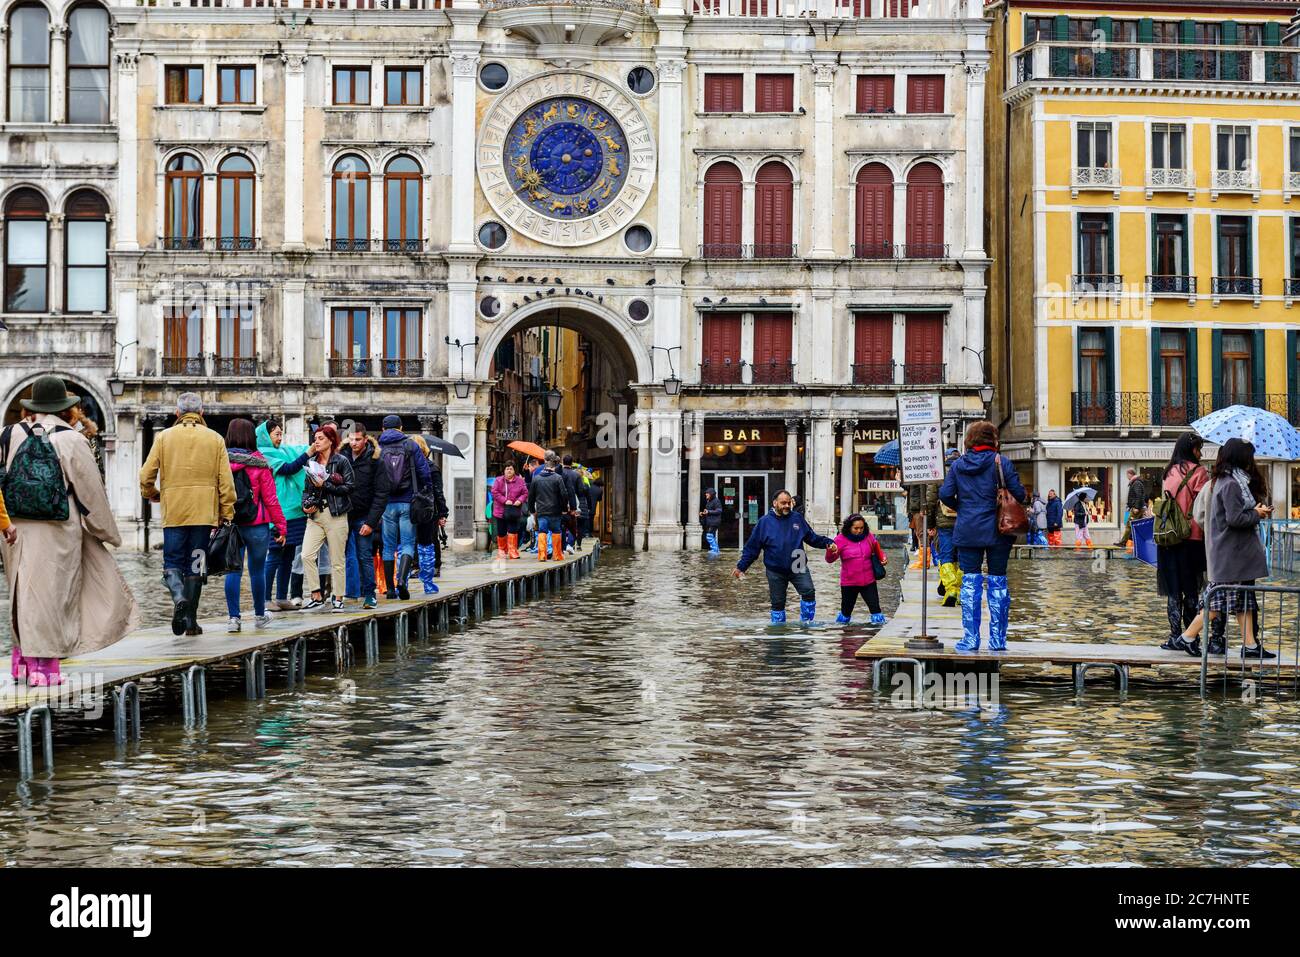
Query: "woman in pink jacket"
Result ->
[[826, 512, 888, 625], [224, 418, 287, 631], [492, 463, 529, 559]]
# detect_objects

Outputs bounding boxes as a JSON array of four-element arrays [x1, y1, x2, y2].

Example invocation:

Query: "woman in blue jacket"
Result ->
[[733, 489, 837, 623], [938, 421, 1026, 651]]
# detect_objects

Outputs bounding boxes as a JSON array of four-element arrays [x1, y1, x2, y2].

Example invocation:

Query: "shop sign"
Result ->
[[704, 423, 784, 446], [898, 393, 944, 484], [866, 480, 902, 493], [852, 426, 898, 444]]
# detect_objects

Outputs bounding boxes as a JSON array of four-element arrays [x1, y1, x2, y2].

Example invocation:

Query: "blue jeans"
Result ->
[[764, 567, 816, 611], [536, 514, 563, 535], [936, 528, 955, 565], [266, 516, 306, 601], [382, 502, 416, 561], [345, 517, 377, 600], [163, 525, 211, 575], [224, 523, 271, 618], [957, 543, 1012, 576]]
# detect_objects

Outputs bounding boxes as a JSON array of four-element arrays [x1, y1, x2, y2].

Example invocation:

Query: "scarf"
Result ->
[[1231, 468, 1255, 510], [843, 528, 867, 543]]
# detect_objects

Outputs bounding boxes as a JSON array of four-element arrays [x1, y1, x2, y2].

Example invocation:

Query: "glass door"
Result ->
[[716, 474, 741, 549], [740, 474, 768, 550]]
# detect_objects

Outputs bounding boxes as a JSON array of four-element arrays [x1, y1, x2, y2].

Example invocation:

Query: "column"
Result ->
[[685, 412, 703, 548], [634, 412, 651, 550], [808, 273, 834, 384], [446, 276, 478, 377], [447, 40, 482, 253], [784, 418, 800, 494], [838, 418, 857, 523], [963, 63, 987, 260], [810, 57, 837, 258], [115, 48, 140, 252], [807, 414, 836, 530], [282, 49, 307, 250], [50, 24, 67, 124], [0, 26, 9, 124], [473, 413, 489, 548], [282, 280, 305, 376], [646, 407, 684, 550], [116, 285, 139, 377], [654, 52, 686, 257], [46, 213, 64, 314], [444, 404, 477, 546]]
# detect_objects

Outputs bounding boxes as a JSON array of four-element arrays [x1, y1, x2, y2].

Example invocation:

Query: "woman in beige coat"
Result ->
[[2, 376, 138, 686]]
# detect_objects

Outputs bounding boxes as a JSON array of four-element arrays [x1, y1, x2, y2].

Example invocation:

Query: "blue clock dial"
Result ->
[[506, 97, 629, 220]]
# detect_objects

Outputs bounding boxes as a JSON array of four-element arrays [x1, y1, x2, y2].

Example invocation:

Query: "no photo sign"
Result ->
[[898, 393, 944, 485]]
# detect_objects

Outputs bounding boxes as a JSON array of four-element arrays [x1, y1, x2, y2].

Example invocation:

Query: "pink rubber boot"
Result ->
[[10, 646, 26, 682], [27, 657, 63, 687]]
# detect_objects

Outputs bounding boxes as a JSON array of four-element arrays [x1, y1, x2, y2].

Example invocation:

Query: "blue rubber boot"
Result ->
[[835, 612, 851, 624], [870, 612, 886, 625], [705, 532, 720, 555], [986, 575, 1009, 650], [956, 572, 983, 651], [799, 600, 816, 624], [770, 609, 786, 624]]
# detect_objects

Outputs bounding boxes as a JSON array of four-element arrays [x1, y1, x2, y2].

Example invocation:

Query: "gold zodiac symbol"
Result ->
[[591, 118, 608, 131], [541, 104, 558, 123], [602, 135, 621, 152], [550, 200, 568, 212], [566, 103, 580, 118], [607, 158, 621, 177]]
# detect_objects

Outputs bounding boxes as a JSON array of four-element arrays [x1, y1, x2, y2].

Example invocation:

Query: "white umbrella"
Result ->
[[1062, 485, 1098, 513]]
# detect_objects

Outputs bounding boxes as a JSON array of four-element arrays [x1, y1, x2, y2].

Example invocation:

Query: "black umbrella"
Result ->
[[422, 434, 465, 458]]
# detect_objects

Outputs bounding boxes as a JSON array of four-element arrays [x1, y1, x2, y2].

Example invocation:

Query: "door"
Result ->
[[740, 474, 767, 550], [716, 474, 741, 548]]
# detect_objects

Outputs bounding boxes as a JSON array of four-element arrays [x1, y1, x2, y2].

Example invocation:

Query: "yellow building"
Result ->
[[987, 0, 1300, 535]]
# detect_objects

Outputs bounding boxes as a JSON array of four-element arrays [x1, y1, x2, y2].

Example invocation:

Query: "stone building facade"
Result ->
[[1, 0, 991, 550]]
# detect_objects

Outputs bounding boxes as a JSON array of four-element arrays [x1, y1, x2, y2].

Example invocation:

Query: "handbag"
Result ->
[[868, 535, 887, 581], [502, 502, 522, 520], [203, 523, 241, 577], [994, 454, 1030, 536]]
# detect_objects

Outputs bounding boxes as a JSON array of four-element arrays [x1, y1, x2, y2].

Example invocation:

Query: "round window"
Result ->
[[624, 224, 653, 253], [480, 63, 509, 92], [627, 67, 655, 95], [628, 299, 650, 323], [478, 221, 507, 250], [479, 295, 501, 318]]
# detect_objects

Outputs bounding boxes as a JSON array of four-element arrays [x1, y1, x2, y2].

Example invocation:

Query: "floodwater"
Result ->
[[1, 546, 1300, 867]]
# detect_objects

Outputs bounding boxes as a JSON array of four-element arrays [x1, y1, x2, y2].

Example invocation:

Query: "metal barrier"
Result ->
[[1198, 582, 1300, 697], [1260, 520, 1300, 574], [182, 665, 208, 726], [113, 682, 143, 743], [16, 705, 53, 780]]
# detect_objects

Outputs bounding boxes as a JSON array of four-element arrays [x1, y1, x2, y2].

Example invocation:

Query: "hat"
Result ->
[[21, 375, 79, 414], [382, 414, 402, 430]]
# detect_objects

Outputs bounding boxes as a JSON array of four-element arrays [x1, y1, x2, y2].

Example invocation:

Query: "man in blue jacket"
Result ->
[[1044, 489, 1064, 546], [732, 489, 837, 624], [377, 414, 432, 600]]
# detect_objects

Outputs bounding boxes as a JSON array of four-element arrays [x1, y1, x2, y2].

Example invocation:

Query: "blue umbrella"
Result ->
[[874, 439, 900, 466], [1191, 405, 1300, 460]]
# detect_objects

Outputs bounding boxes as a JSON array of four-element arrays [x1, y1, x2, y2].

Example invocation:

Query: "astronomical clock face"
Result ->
[[478, 72, 656, 246]]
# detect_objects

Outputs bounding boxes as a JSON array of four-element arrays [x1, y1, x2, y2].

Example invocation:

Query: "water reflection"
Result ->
[[0, 550, 1298, 865]]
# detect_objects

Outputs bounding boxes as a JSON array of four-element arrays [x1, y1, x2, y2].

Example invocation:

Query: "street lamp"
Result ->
[[650, 345, 683, 395], [545, 387, 563, 412], [962, 346, 995, 410], [445, 336, 479, 400]]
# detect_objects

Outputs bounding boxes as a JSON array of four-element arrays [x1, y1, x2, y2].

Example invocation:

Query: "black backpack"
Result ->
[[231, 467, 259, 525], [0, 422, 73, 521], [380, 442, 411, 495]]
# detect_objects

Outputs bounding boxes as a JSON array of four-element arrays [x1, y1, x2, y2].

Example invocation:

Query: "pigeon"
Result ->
[[565, 288, 571, 295], [526, 276, 536, 283], [554, 277, 564, 285], [522, 294, 531, 303], [546, 288, 556, 296], [606, 278, 616, 285], [514, 276, 524, 283], [498, 276, 508, 283], [719, 297, 728, 304], [585, 291, 594, 299], [538, 277, 549, 285], [702, 296, 712, 303], [759, 296, 767, 305], [646, 278, 656, 286]]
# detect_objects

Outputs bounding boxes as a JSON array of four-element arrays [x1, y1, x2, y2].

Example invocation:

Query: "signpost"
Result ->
[[898, 393, 944, 651]]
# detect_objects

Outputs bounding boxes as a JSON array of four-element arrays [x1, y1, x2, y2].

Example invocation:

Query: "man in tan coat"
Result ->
[[139, 392, 235, 636], [1, 375, 138, 686]]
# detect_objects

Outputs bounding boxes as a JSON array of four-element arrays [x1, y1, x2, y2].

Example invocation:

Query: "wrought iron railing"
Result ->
[[852, 241, 894, 260], [852, 362, 895, 385], [1072, 166, 1120, 190], [701, 242, 744, 260], [752, 242, 797, 260], [1147, 167, 1193, 191], [215, 236, 259, 251], [902, 362, 945, 385], [382, 358, 424, 378], [161, 236, 203, 251], [212, 356, 258, 376], [332, 238, 372, 252], [1212, 168, 1258, 192], [1071, 391, 1300, 428], [701, 243, 797, 260], [899, 242, 949, 260], [748, 360, 795, 384], [699, 358, 744, 385], [1212, 276, 1261, 297], [161, 355, 205, 376], [1146, 275, 1196, 296], [330, 357, 372, 377], [1072, 273, 1123, 295], [1286, 278, 1300, 298], [1015, 42, 1300, 87], [383, 238, 425, 252]]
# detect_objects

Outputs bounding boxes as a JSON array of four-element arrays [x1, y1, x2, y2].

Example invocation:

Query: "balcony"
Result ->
[[330, 357, 372, 377], [899, 242, 949, 260], [852, 241, 894, 260], [1146, 167, 1194, 200], [1286, 278, 1300, 299], [1286, 171, 1300, 202], [1146, 275, 1196, 298], [161, 355, 205, 377], [1211, 167, 1259, 200], [850, 242, 950, 261], [382, 358, 424, 378], [688, 0, 971, 18], [160, 355, 261, 377], [852, 361, 895, 385], [1071, 392, 1300, 429], [160, 236, 203, 251], [1014, 42, 1300, 91], [902, 362, 945, 385], [1071, 166, 1120, 199], [159, 236, 262, 252], [1071, 273, 1123, 296], [701, 243, 797, 261], [1211, 276, 1261, 301], [699, 358, 744, 385], [332, 238, 373, 252], [382, 238, 426, 253], [212, 356, 258, 376], [748, 359, 795, 384]]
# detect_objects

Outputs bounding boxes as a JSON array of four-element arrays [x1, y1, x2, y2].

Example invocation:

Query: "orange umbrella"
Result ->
[[507, 440, 548, 461]]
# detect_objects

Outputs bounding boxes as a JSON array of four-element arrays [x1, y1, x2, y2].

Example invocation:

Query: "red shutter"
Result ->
[[906, 162, 943, 255], [906, 75, 944, 114], [703, 162, 742, 255], [854, 313, 893, 365], [754, 312, 793, 367], [754, 162, 793, 256], [904, 313, 944, 382], [756, 74, 794, 113], [705, 73, 743, 113], [855, 75, 894, 113], [702, 313, 742, 383], [854, 163, 893, 257]]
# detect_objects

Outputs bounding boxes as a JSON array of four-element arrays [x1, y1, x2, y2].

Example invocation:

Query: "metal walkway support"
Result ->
[[456, 595, 468, 627], [1074, 661, 1128, 694], [473, 588, 484, 620], [113, 681, 142, 744], [364, 619, 380, 663], [181, 665, 208, 727], [244, 651, 267, 699], [395, 611, 409, 650], [334, 625, 354, 669], [16, 704, 53, 780], [871, 656, 926, 693], [417, 606, 429, 641], [286, 637, 307, 687]]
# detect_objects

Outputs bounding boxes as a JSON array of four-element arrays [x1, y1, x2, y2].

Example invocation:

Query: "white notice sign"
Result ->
[[899, 423, 945, 484], [897, 393, 942, 427]]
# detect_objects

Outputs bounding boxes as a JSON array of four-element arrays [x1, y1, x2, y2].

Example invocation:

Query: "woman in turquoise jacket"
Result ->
[[256, 419, 311, 608]]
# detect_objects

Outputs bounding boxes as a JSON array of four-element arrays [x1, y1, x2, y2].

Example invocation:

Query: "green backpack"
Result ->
[[1152, 466, 1199, 547], [0, 422, 72, 521]]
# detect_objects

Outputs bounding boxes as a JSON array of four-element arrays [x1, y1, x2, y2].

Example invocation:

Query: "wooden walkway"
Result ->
[[2, 542, 599, 778], [855, 558, 1300, 690]]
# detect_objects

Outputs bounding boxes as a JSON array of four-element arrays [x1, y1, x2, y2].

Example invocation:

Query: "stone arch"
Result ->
[[473, 295, 653, 384], [2, 368, 112, 431]]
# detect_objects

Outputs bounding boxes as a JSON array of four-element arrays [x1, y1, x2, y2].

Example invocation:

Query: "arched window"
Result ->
[[8, 5, 50, 123], [754, 161, 793, 259], [383, 155, 421, 251], [4, 188, 48, 313], [332, 154, 370, 250], [854, 163, 894, 259], [217, 154, 255, 250], [164, 154, 203, 249], [702, 161, 741, 259], [905, 162, 944, 258], [65, 188, 108, 313], [67, 4, 109, 124]]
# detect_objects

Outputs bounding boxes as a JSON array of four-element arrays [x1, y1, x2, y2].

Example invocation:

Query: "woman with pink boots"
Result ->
[[826, 512, 888, 625]]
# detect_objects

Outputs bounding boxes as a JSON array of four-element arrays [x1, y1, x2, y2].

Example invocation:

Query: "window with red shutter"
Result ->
[[754, 162, 793, 258], [703, 162, 743, 259], [906, 75, 944, 114], [755, 74, 794, 113], [853, 313, 894, 384], [753, 312, 793, 383], [855, 75, 894, 114], [905, 162, 943, 258], [904, 313, 945, 384], [704, 73, 743, 113], [854, 163, 894, 259], [701, 312, 742, 384]]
